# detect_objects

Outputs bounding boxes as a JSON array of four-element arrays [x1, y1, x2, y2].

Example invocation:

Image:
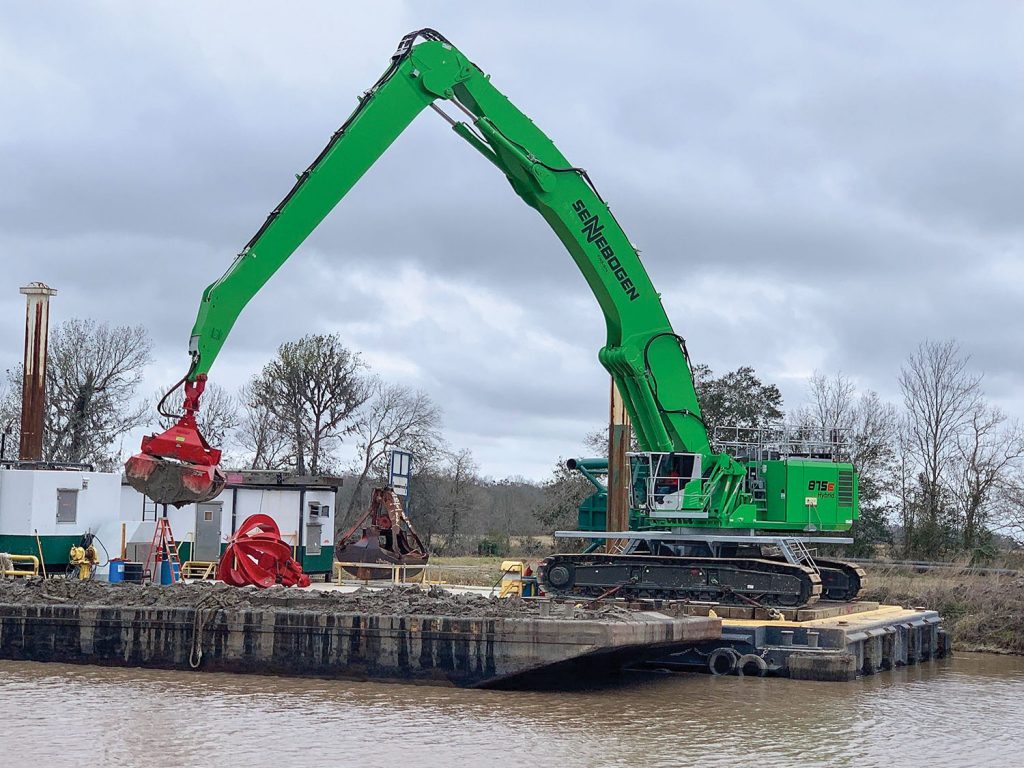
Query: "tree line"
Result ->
[[0, 320, 543, 551], [3, 319, 1022, 560], [539, 342, 1024, 561], [784, 341, 1023, 560]]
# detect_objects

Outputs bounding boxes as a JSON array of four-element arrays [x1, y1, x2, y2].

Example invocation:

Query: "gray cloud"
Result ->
[[1, 1, 1021, 478]]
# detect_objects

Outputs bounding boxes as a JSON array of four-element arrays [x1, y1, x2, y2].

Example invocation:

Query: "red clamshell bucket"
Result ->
[[217, 514, 311, 588], [124, 376, 226, 507]]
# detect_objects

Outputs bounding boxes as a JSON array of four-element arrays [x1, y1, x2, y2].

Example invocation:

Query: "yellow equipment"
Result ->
[[180, 560, 218, 581], [69, 533, 100, 580], [1, 554, 40, 578], [499, 561, 539, 598]]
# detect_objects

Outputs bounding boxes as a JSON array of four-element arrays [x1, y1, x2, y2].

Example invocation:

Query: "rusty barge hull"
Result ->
[[0, 602, 720, 688]]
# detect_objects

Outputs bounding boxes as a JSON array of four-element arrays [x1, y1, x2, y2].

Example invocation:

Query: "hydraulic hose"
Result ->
[[642, 331, 708, 430]]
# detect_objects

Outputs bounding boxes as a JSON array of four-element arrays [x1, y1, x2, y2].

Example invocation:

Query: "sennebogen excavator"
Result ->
[[127, 29, 865, 607]]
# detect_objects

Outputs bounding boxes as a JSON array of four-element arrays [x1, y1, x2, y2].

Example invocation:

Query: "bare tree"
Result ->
[[44, 319, 152, 469], [582, 425, 639, 456], [997, 469, 1024, 542], [894, 417, 921, 558], [805, 372, 857, 434], [951, 404, 1024, 552], [582, 428, 607, 456], [235, 380, 291, 470], [250, 333, 370, 474], [795, 372, 899, 555], [0, 370, 20, 460], [342, 379, 442, 521], [845, 391, 901, 555], [442, 448, 480, 554], [793, 373, 898, 482], [848, 392, 899, 468], [898, 340, 982, 553]]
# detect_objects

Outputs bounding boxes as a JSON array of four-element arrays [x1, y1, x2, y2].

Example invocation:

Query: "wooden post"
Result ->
[[606, 378, 631, 552]]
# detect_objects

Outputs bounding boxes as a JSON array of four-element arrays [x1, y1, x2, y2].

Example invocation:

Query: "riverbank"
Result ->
[[862, 567, 1024, 655]]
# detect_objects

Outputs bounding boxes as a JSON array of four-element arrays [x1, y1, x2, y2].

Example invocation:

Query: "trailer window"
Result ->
[[56, 489, 78, 523]]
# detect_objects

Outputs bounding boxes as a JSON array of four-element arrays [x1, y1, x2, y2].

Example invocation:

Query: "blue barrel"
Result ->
[[160, 560, 181, 585], [108, 559, 126, 583]]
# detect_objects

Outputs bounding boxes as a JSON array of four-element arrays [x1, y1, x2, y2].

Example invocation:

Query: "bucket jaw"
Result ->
[[124, 376, 226, 507]]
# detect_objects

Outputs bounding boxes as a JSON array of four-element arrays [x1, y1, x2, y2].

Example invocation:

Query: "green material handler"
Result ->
[[127, 29, 865, 606]]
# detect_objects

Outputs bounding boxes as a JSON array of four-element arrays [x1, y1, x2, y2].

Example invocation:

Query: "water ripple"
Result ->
[[1, 654, 1022, 768]]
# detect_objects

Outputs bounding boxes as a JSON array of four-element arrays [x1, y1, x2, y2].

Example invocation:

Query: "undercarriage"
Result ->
[[540, 532, 866, 608]]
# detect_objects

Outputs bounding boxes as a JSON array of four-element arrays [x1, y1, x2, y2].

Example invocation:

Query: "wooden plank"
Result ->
[[795, 601, 880, 621]]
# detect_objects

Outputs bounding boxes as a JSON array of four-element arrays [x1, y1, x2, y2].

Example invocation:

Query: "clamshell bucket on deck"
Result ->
[[217, 514, 310, 588], [336, 487, 429, 580]]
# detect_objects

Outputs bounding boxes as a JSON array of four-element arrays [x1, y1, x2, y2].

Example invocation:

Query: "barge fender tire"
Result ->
[[708, 647, 740, 676], [736, 654, 768, 677]]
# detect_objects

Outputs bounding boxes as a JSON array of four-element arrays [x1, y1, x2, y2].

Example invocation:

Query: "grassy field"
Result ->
[[425, 556, 511, 587], [862, 566, 1024, 654]]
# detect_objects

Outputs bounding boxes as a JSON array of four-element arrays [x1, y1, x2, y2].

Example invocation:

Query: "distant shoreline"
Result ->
[[863, 566, 1024, 655]]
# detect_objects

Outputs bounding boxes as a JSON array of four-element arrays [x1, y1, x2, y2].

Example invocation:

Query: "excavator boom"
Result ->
[[127, 28, 710, 505], [126, 29, 862, 607]]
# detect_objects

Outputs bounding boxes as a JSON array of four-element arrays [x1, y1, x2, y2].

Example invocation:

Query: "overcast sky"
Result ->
[[1, 2, 1021, 479]]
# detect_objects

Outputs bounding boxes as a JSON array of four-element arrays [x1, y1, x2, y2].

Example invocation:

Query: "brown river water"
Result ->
[[1, 654, 1022, 768]]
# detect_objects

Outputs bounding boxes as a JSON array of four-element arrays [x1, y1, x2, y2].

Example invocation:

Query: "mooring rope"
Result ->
[[189, 592, 231, 669]]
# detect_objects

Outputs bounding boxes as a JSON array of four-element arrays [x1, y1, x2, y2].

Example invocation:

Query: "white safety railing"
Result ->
[[713, 424, 852, 461]]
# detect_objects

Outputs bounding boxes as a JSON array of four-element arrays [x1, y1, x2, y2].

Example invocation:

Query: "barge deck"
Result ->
[[651, 600, 950, 680]]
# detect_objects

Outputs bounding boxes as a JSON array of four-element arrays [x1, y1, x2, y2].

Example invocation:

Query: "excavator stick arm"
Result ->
[[129, 28, 713, 506]]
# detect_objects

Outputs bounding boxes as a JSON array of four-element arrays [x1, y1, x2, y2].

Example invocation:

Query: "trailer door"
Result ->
[[194, 502, 223, 561]]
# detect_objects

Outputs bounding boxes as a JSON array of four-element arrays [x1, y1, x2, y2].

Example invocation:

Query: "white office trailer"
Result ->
[[0, 466, 123, 572], [0, 466, 339, 578], [119, 471, 341, 577]]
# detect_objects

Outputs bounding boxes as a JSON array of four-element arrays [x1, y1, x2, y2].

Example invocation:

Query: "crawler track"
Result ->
[[811, 558, 868, 602], [539, 553, 822, 607]]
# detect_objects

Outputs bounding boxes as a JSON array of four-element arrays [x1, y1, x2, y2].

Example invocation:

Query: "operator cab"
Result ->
[[628, 452, 703, 516]]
